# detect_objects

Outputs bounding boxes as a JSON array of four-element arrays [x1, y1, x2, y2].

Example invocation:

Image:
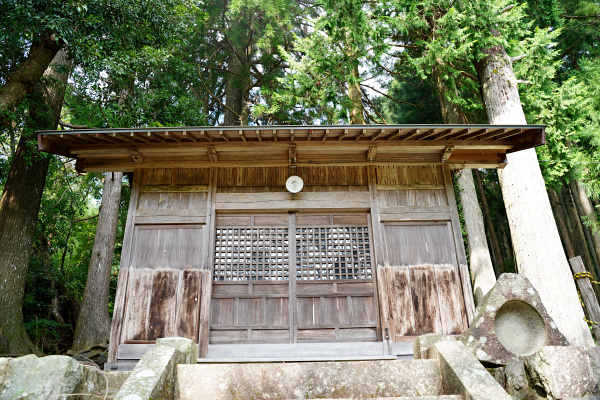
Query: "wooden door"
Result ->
[[209, 213, 378, 344]]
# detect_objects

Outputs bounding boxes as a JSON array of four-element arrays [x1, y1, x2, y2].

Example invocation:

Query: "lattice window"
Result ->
[[213, 227, 289, 281], [296, 226, 372, 280]]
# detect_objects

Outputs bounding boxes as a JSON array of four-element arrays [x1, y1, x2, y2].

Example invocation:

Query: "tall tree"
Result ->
[[0, 50, 70, 354], [71, 172, 123, 351], [473, 36, 593, 346]]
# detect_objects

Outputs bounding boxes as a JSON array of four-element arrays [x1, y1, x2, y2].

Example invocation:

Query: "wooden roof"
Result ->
[[37, 124, 545, 172]]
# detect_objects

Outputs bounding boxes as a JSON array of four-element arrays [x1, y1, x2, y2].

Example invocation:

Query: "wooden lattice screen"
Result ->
[[295, 226, 371, 280], [213, 227, 290, 281]]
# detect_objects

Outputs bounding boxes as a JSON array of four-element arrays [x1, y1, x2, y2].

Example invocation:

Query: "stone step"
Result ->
[[178, 359, 452, 400], [279, 397, 463, 400]]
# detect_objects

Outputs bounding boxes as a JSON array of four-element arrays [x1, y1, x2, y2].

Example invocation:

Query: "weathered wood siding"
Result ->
[[108, 165, 474, 365], [370, 165, 473, 341]]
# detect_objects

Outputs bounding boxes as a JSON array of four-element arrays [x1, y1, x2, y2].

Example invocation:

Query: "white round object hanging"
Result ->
[[286, 175, 304, 193]]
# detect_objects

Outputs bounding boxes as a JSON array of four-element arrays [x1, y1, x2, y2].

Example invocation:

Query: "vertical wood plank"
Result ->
[[122, 269, 154, 341], [289, 212, 298, 343], [442, 165, 475, 324], [121, 169, 141, 267], [175, 270, 202, 341], [387, 266, 416, 338], [376, 265, 391, 341], [434, 265, 467, 334], [107, 267, 130, 363], [198, 167, 217, 357], [147, 270, 179, 339], [410, 265, 443, 335], [569, 256, 600, 341]]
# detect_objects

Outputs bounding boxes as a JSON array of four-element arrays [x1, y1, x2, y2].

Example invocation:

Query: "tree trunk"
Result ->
[[569, 179, 600, 275], [548, 188, 576, 259], [457, 170, 497, 303], [473, 169, 505, 272], [72, 172, 123, 351], [474, 44, 594, 346], [433, 66, 495, 303], [348, 67, 364, 125], [224, 42, 250, 126], [562, 181, 597, 271], [573, 179, 600, 279], [0, 32, 62, 127], [0, 50, 70, 355]]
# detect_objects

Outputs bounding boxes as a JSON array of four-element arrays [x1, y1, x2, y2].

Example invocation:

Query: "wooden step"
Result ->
[[178, 359, 451, 400]]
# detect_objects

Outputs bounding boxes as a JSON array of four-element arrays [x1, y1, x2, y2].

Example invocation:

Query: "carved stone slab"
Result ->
[[462, 273, 569, 366]]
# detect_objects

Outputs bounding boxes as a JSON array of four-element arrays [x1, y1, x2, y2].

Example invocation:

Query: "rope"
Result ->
[[574, 272, 600, 326]]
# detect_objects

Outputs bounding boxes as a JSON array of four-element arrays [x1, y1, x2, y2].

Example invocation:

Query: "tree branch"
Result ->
[[59, 121, 90, 129], [360, 83, 421, 107]]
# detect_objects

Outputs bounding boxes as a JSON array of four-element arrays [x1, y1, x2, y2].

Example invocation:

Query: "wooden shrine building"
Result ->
[[38, 124, 545, 370]]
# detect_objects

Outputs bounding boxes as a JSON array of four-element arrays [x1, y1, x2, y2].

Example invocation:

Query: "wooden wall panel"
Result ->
[[376, 166, 444, 186], [377, 189, 447, 207], [384, 223, 456, 266], [216, 166, 368, 187], [130, 225, 206, 270], [141, 168, 210, 185], [377, 264, 467, 339], [118, 269, 204, 344]]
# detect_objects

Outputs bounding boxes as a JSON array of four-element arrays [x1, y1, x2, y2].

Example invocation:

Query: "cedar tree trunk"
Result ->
[[433, 66, 495, 303], [72, 172, 123, 351], [348, 67, 365, 125], [0, 50, 70, 355], [474, 44, 594, 346], [573, 179, 600, 278], [0, 32, 61, 127]]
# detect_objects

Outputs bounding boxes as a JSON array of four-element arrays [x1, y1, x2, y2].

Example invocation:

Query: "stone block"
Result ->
[[0, 354, 84, 400], [413, 333, 457, 360], [178, 360, 444, 400], [462, 273, 568, 366], [115, 337, 195, 400], [526, 346, 598, 399], [431, 340, 513, 400], [156, 337, 198, 364]]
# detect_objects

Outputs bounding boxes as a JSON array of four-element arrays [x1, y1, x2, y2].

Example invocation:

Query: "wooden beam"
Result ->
[[338, 129, 349, 141], [97, 133, 121, 144], [307, 129, 313, 141], [322, 129, 329, 142], [256, 129, 262, 142], [289, 144, 297, 164], [200, 130, 213, 142], [164, 131, 181, 142], [441, 146, 454, 163], [59, 133, 87, 144], [180, 131, 198, 142], [273, 129, 278, 141], [238, 129, 246, 142], [128, 148, 143, 164], [130, 132, 150, 143], [371, 129, 387, 140], [355, 129, 367, 141], [367, 146, 377, 163], [77, 134, 102, 144], [146, 132, 165, 143], [386, 129, 403, 141], [402, 129, 421, 140], [207, 147, 218, 163], [218, 130, 230, 142], [112, 132, 134, 143], [419, 129, 439, 140]]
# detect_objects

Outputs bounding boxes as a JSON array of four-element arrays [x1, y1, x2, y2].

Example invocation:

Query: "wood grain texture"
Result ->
[[107, 267, 130, 363]]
